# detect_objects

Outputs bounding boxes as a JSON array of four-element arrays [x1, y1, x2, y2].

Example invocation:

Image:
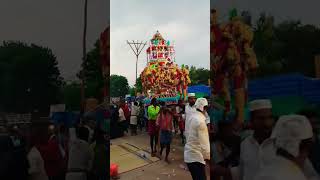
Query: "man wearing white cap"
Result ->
[[239, 99, 275, 180], [239, 100, 319, 180], [184, 93, 197, 139], [254, 115, 315, 180], [184, 98, 210, 180]]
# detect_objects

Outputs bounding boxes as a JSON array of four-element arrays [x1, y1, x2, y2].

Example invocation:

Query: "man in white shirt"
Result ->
[[130, 102, 139, 135], [184, 93, 197, 138], [66, 127, 94, 180], [239, 99, 277, 180], [239, 99, 319, 180], [184, 98, 210, 180], [118, 103, 127, 134], [254, 115, 314, 180]]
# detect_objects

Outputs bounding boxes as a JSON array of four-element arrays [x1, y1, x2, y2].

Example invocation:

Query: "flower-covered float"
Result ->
[[141, 31, 191, 102], [211, 9, 258, 125]]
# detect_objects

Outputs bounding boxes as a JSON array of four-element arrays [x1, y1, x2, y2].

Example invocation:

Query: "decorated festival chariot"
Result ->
[[141, 31, 191, 104]]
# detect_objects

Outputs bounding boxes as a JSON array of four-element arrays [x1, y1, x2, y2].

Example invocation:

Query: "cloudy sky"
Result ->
[[1, 0, 319, 83], [111, 0, 210, 86], [0, 0, 109, 81]]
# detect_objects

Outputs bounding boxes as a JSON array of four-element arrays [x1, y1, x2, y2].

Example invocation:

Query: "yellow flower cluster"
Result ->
[[218, 15, 257, 71], [141, 60, 191, 96]]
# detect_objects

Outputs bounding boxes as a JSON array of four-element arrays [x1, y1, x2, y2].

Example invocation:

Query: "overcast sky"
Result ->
[[1, 0, 319, 83], [0, 0, 109, 81], [111, 0, 210, 86]]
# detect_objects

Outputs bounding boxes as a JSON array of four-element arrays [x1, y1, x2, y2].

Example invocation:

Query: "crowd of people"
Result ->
[[110, 94, 320, 180], [109, 93, 213, 179], [210, 99, 320, 180], [0, 117, 109, 180], [2, 95, 319, 180]]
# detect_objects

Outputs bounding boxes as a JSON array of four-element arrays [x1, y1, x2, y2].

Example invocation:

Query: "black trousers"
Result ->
[[119, 121, 128, 133], [187, 162, 206, 180], [131, 124, 137, 134]]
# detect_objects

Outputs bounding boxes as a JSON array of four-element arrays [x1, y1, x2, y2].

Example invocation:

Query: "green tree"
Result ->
[[189, 66, 210, 85], [273, 21, 320, 76], [62, 81, 81, 111], [134, 76, 143, 94], [81, 40, 104, 100], [251, 13, 320, 78], [0, 41, 63, 113], [129, 87, 136, 96], [110, 75, 129, 97], [62, 80, 102, 111], [253, 13, 276, 62]]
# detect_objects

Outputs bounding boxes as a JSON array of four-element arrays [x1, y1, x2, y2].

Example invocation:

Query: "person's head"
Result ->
[[249, 99, 274, 138], [120, 100, 125, 107], [48, 124, 56, 136], [188, 93, 196, 106], [272, 115, 313, 164], [161, 106, 168, 114], [159, 101, 165, 107], [195, 98, 208, 115], [134, 102, 138, 106], [77, 126, 89, 142], [151, 98, 157, 106]]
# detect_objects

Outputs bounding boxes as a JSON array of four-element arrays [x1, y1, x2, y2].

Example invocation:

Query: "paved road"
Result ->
[[111, 131, 210, 180]]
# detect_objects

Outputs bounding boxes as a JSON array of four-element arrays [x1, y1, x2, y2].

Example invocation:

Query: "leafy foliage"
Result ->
[[110, 74, 129, 97], [81, 40, 104, 100], [244, 12, 320, 78], [189, 66, 210, 85], [0, 41, 63, 113], [62, 82, 81, 111], [134, 76, 143, 94]]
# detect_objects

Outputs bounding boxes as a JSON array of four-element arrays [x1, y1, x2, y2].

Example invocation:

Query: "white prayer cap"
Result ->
[[188, 93, 196, 97], [195, 98, 208, 112], [248, 99, 272, 112], [271, 114, 313, 156]]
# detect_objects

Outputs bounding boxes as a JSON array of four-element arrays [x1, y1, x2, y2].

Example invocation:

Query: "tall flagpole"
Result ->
[[127, 40, 147, 95]]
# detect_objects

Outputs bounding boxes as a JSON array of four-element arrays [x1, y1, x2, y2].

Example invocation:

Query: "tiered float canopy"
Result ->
[[146, 31, 175, 62]]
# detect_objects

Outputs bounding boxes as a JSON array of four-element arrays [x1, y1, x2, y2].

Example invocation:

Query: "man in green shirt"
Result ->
[[147, 98, 160, 156]]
